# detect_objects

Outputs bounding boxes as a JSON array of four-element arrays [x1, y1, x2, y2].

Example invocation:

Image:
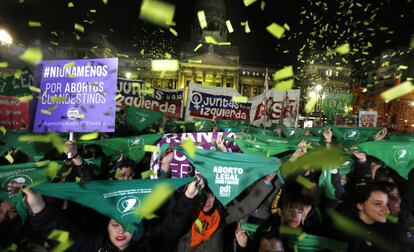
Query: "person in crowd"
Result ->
[[21, 176, 205, 252]]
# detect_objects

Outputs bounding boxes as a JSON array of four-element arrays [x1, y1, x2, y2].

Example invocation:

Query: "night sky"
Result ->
[[0, 0, 413, 66]]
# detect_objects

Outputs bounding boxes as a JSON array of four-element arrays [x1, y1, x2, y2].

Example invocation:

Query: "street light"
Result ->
[[0, 29, 13, 45]]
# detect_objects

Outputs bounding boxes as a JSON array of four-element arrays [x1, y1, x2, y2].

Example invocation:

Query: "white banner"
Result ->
[[250, 89, 300, 127], [359, 111, 377, 127], [185, 83, 300, 127]]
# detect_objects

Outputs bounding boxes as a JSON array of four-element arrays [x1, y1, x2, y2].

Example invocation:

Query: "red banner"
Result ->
[[0, 95, 30, 131]]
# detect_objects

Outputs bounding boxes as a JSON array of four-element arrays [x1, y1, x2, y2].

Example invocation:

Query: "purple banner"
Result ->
[[33, 58, 118, 132], [150, 132, 239, 178]]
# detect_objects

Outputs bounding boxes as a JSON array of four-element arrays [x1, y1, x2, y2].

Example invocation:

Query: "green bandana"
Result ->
[[126, 107, 163, 132], [226, 137, 296, 157], [0, 160, 63, 217], [282, 128, 305, 138], [309, 127, 324, 137], [240, 221, 259, 239], [318, 168, 336, 200], [332, 127, 381, 147], [165, 120, 195, 133], [183, 148, 279, 205], [389, 134, 414, 142], [357, 141, 414, 179], [29, 178, 194, 233], [193, 118, 214, 132], [78, 134, 162, 162]]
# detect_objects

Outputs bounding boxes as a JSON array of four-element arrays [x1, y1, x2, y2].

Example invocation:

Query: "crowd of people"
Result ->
[[1, 120, 414, 252]]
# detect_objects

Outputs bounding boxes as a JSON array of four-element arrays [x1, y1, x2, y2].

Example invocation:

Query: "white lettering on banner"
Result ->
[[117, 96, 177, 114], [213, 165, 243, 198], [44, 65, 108, 78]]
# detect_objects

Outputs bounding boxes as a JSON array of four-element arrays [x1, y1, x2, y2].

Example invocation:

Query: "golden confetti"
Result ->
[[182, 138, 196, 158], [5, 153, 14, 164], [19, 47, 43, 65], [144, 145, 160, 152], [169, 27, 178, 37], [243, 0, 257, 7], [151, 60, 179, 71], [79, 132, 99, 141], [274, 66, 293, 81], [41, 109, 52, 115], [74, 23, 84, 33], [139, 0, 175, 27], [18, 95, 33, 103], [67, 2, 74, 7], [0, 62, 8, 68], [335, 43, 350, 54], [197, 10, 207, 29], [194, 43, 203, 52], [28, 21, 42, 27], [231, 96, 248, 103], [266, 23, 285, 39], [380, 81, 413, 101], [29, 85, 41, 93], [226, 20, 234, 33], [0, 126, 6, 135]]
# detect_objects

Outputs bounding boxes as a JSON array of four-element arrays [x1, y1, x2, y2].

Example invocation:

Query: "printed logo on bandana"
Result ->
[[394, 147, 411, 165], [288, 129, 295, 136], [2, 174, 34, 190], [128, 136, 144, 148], [67, 107, 79, 120], [117, 196, 140, 217], [344, 129, 360, 140], [212, 166, 243, 198]]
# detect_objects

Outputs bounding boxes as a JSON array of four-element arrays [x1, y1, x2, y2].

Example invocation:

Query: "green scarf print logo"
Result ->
[[394, 147, 411, 165], [344, 129, 360, 140], [2, 174, 34, 189], [128, 136, 144, 148], [117, 195, 141, 217], [288, 129, 295, 136]]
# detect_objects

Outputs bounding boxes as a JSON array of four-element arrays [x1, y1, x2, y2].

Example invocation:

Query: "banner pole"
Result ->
[[67, 132, 74, 159]]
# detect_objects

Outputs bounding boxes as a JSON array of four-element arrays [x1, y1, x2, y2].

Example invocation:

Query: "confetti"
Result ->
[[194, 43, 203, 52], [67, 2, 74, 8], [295, 175, 314, 189], [102, 0, 108, 4], [0, 62, 8, 68], [243, 20, 251, 33], [283, 23, 290, 31], [14, 69, 23, 78], [260, 1, 265, 10], [19, 47, 43, 65], [136, 183, 174, 219], [139, 0, 175, 27], [274, 79, 294, 91], [197, 10, 207, 29], [226, 20, 234, 33], [165, 53, 172, 59], [28, 21, 42, 27], [243, 0, 257, 7], [182, 138, 196, 158], [141, 170, 152, 179], [151, 60, 179, 71], [46, 161, 60, 178], [169, 27, 178, 37], [74, 23, 84, 33], [90, 9, 96, 13], [231, 96, 248, 103], [380, 81, 413, 101], [274, 66, 293, 81], [29, 85, 41, 93], [397, 65, 408, 70], [18, 95, 33, 103], [144, 145, 160, 152], [0, 126, 6, 135], [194, 218, 203, 232], [41, 109, 52, 115], [48, 230, 73, 252], [79, 132, 99, 141], [266, 23, 285, 39], [335, 43, 350, 54], [5, 153, 14, 164], [75, 114, 85, 119], [205, 36, 218, 45], [305, 97, 318, 114], [51, 96, 67, 103]]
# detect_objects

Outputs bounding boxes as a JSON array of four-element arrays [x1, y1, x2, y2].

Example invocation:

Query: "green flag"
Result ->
[[240, 221, 259, 239], [320, 92, 354, 123], [226, 137, 296, 157], [357, 141, 414, 179], [165, 120, 195, 133], [309, 127, 324, 137], [126, 107, 163, 132], [29, 178, 194, 233], [332, 127, 381, 147], [183, 148, 279, 205], [78, 134, 162, 162]]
